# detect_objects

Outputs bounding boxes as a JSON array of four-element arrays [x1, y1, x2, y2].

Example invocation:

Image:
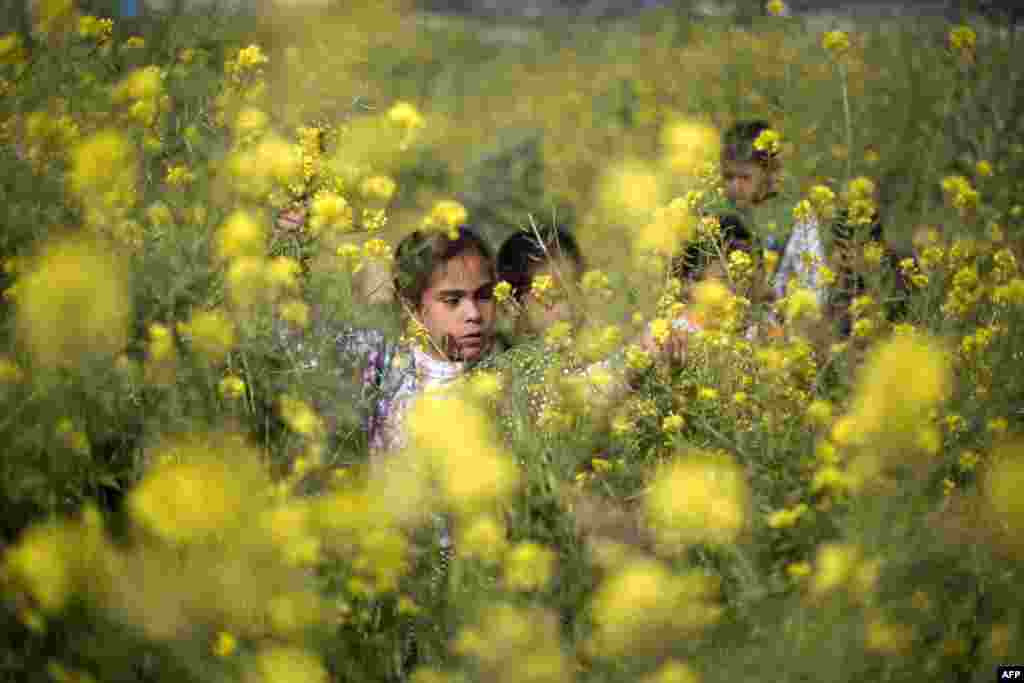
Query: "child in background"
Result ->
[[720, 120, 828, 307], [496, 226, 585, 339]]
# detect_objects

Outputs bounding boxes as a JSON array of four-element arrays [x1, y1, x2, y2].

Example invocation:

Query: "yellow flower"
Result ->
[[15, 238, 132, 367], [752, 128, 781, 156], [646, 451, 748, 547], [407, 395, 520, 514], [387, 101, 425, 130], [504, 542, 556, 592], [129, 438, 267, 545], [662, 413, 685, 433], [787, 561, 812, 579], [697, 387, 718, 402], [767, 503, 808, 529], [217, 210, 266, 261], [543, 320, 574, 350], [457, 515, 507, 564], [213, 631, 238, 658], [766, 0, 787, 16], [948, 25, 976, 53], [423, 199, 468, 237], [811, 543, 860, 596], [177, 309, 236, 362], [822, 30, 851, 58], [279, 395, 323, 437], [591, 559, 721, 655], [251, 647, 328, 683], [848, 331, 949, 439], [975, 160, 993, 177], [493, 280, 513, 303], [69, 129, 137, 211], [165, 164, 195, 187], [219, 375, 246, 400], [234, 44, 269, 71], [309, 191, 354, 236], [359, 175, 397, 202], [625, 345, 653, 372], [660, 119, 719, 174], [279, 299, 310, 329], [642, 660, 700, 683], [0, 33, 27, 65], [122, 36, 145, 49]]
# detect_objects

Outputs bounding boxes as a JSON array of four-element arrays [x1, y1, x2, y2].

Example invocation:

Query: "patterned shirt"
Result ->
[[772, 217, 827, 306]]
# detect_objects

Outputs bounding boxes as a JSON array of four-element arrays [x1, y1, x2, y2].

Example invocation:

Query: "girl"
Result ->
[[719, 120, 828, 307], [278, 225, 502, 460]]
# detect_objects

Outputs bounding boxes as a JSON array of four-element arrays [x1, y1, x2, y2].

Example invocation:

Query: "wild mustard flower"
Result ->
[[279, 396, 323, 438], [129, 447, 265, 545], [15, 238, 132, 367], [251, 647, 328, 683], [0, 33, 26, 65], [218, 375, 246, 400], [359, 175, 397, 202], [753, 128, 781, 156], [423, 199, 468, 239], [766, 0, 787, 16], [948, 25, 976, 55], [807, 185, 837, 221], [642, 661, 699, 683], [646, 451, 748, 547], [177, 309, 236, 362], [122, 36, 145, 49], [217, 210, 266, 261], [213, 631, 238, 657], [767, 503, 808, 529], [77, 16, 113, 42], [590, 559, 721, 656], [822, 31, 851, 58], [662, 413, 685, 434], [504, 542, 556, 592], [407, 395, 519, 514], [660, 119, 719, 174], [493, 280, 513, 303], [975, 160, 993, 177]]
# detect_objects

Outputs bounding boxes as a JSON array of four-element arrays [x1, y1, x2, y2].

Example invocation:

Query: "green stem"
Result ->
[[839, 61, 853, 182]]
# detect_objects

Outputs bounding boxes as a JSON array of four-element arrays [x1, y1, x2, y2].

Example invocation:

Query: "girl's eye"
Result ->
[[442, 297, 460, 306]]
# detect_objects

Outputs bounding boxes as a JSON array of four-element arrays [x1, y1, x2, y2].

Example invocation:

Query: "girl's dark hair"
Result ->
[[497, 227, 584, 302], [393, 226, 495, 308], [722, 119, 778, 166], [673, 214, 755, 281]]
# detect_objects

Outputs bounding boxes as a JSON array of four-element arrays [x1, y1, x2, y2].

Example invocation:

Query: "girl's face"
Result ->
[[722, 160, 775, 210], [416, 250, 496, 362], [521, 257, 580, 336]]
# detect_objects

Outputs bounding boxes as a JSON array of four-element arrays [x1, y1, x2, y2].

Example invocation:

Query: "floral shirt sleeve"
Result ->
[[773, 217, 827, 305]]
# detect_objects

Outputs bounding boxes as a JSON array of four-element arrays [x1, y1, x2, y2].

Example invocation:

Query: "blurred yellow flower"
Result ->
[[504, 542, 556, 592], [975, 160, 993, 177], [219, 375, 246, 400], [250, 647, 328, 683], [660, 119, 719, 174], [407, 395, 520, 514], [493, 280, 513, 303], [591, 559, 721, 655], [822, 31, 851, 58], [387, 101, 425, 130], [15, 237, 132, 367], [217, 210, 266, 261], [642, 660, 700, 683], [646, 451, 748, 547], [766, 0, 786, 16], [177, 309, 236, 362], [359, 175, 397, 202], [213, 631, 238, 657], [948, 25, 976, 54]]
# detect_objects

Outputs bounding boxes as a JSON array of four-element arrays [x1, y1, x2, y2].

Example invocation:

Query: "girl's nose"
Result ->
[[462, 299, 483, 322]]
